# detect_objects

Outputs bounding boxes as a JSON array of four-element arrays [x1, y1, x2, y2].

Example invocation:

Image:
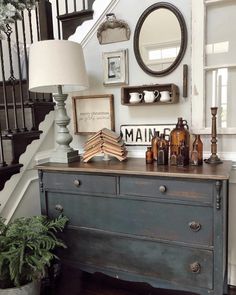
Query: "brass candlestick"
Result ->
[[205, 107, 222, 164]]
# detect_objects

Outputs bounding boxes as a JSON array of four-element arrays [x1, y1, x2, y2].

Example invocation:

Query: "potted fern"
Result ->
[[0, 215, 68, 294]]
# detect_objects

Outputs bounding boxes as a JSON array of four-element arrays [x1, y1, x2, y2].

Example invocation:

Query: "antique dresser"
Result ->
[[37, 158, 231, 295]]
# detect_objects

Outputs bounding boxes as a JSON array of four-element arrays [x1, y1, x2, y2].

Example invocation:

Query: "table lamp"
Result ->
[[28, 40, 89, 163]]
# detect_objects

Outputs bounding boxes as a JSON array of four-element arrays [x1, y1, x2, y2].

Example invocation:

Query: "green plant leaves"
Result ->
[[0, 215, 68, 288]]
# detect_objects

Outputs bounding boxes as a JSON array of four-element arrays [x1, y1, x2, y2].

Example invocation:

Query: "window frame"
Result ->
[[191, 0, 236, 134]]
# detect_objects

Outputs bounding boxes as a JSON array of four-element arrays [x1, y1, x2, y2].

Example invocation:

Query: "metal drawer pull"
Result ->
[[74, 179, 80, 187], [190, 262, 201, 273], [55, 204, 63, 213], [189, 221, 201, 232], [159, 185, 166, 193]]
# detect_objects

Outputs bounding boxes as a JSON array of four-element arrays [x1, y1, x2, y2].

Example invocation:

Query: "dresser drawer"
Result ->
[[62, 228, 213, 289], [47, 191, 213, 246], [43, 172, 117, 195], [120, 176, 213, 204]]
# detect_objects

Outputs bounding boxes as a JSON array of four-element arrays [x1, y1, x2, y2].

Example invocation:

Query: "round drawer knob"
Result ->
[[189, 221, 201, 232], [55, 204, 63, 213], [74, 179, 80, 187], [190, 262, 201, 273], [159, 185, 166, 193]]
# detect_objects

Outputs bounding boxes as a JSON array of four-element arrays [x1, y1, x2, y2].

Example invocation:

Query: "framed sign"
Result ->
[[120, 124, 175, 145], [72, 94, 115, 134], [103, 49, 128, 85]]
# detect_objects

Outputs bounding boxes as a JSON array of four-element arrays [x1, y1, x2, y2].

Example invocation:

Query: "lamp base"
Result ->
[[50, 149, 80, 163], [205, 155, 223, 165]]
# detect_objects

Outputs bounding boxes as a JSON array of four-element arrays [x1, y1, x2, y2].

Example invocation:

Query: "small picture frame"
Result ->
[[103, 49, 128, 85], [72, 94, 115, 134]]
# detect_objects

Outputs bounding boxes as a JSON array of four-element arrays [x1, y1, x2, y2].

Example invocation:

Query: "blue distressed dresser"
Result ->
[[37, 158, 231, 295]]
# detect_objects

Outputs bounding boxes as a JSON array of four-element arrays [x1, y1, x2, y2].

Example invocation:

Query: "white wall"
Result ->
[[12, 178, 41, 220], [68, 0, 192, 154]]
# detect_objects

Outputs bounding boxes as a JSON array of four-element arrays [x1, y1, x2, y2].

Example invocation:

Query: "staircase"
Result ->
[[0, 0, 95, 191]]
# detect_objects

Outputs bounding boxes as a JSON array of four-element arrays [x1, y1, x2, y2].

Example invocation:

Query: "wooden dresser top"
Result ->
[[36, 158, 232, 180]]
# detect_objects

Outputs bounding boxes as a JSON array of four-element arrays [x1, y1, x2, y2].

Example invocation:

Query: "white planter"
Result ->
[[0, 280, 40, 295]]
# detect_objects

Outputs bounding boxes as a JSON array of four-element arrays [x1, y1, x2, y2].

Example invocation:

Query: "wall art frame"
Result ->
[[103, 49, 128, 86], [97, 13, 131, 45], [72, 94, 115, 135]]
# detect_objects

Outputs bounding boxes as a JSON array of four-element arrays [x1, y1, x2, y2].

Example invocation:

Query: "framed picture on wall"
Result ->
[[72, 94, 115, 134], [102, 49, 128, 85]]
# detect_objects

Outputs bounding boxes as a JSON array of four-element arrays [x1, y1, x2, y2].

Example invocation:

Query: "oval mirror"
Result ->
[[134, 2, 187, 76]]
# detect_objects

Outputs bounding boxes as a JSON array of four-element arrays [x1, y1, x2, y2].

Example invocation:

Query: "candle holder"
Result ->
[[205, 107, 222, 164]]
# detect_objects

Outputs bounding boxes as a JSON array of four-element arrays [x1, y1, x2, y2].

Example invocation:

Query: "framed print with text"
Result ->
[[72, 94, 115, 134]]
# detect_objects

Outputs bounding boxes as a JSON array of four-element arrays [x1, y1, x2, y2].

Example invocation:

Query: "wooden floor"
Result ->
[[42, 265, 236, 295]]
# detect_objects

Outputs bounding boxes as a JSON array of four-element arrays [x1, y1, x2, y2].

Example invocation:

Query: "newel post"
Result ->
[[37, 0, 54, 40]]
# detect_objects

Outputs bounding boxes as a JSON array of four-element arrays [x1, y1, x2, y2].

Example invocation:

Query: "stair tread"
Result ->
[[58, 9, 94, 20], [0, 101, 54, 108], [0, 163, 23, 172], [1, 130, 42, 139]]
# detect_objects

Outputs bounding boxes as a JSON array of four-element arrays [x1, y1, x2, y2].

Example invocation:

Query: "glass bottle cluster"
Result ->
[[146, 117, 203, 166]]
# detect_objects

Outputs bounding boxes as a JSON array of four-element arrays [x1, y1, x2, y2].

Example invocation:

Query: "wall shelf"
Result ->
[[121, 83, 179, 106]]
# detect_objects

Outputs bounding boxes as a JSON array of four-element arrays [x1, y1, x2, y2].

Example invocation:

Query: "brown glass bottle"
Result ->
[[151, 131, 160, 161], [177, 140, 189, 166], [170, 151, 177, 166], [170, 117, 190, 162], [157, 133, 169, 165], [146, 147, 153, 164], [190, 135, 203, 165]]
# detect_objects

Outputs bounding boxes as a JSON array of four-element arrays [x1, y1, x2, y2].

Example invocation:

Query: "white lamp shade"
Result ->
[[28, 40, 89, 93]]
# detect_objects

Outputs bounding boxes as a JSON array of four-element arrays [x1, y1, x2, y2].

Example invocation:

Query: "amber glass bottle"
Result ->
[[151, 131, 160, 161], [190, 135, 203, 165], [157, 133, 169, 165], [146, 147, 153, 164], [170, 151, 177, 166], [170, 117, 190, 162], [177, 140, 189, 166]]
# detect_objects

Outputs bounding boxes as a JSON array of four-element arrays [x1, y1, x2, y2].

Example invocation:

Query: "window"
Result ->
[[192, 0, 236, 134], [142, 41, 180, 71]]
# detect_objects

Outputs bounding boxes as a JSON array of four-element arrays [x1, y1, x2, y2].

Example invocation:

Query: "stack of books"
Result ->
[[83, 128, 127, 162]]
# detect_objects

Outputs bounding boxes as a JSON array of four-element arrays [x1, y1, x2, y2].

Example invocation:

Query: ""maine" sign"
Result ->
[[120, 124, 175, 146]]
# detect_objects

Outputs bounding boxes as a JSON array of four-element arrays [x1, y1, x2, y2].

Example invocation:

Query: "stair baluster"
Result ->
[[0, 40, 11, 134], [73, 0, 77, 11], [14, 21, 27, 131], [65, 0, 69, 14], [0, 123, 6, 167], [35, 5, 41, 42], [56, 0, 62, 39], [5, 24, 19, 133], [27, 6, 39, 103], [21, 11, 30, 104]]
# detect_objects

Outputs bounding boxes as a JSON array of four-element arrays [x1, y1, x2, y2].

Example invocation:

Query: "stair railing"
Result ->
[[0, 1, 54, 136], [0, 0, 95, 190], [53, 0, 95, 39]]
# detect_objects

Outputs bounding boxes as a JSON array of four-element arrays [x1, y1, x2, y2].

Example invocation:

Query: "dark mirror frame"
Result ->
[[133, 2, 187, 76]]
